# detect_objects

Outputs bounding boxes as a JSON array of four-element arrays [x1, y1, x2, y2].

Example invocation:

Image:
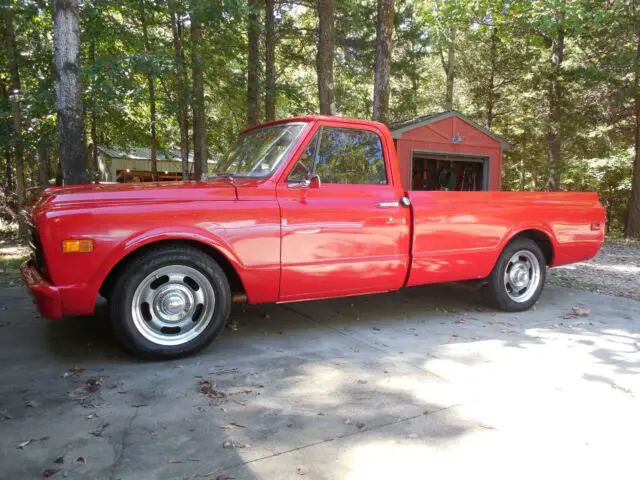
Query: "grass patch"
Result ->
[[0, 244, 29, 287]]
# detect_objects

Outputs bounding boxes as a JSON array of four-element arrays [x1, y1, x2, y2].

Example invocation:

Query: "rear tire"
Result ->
[[481, 238, 546, 312], [109, 245, 231, 359]]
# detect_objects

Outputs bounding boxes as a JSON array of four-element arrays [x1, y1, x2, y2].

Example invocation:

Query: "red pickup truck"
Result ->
[[22, 116, 605, 358]]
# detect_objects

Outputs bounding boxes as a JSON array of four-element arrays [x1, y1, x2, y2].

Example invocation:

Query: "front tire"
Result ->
[[481, 238, 546, 312], [110, 245, 231, 359]]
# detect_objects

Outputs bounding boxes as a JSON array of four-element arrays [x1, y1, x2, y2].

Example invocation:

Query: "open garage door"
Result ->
[[411, 152, 489, 191]]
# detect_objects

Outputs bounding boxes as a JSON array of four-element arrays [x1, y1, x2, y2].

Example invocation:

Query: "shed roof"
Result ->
[[389, 110, 512, 150], [98, 146, 219, 164]]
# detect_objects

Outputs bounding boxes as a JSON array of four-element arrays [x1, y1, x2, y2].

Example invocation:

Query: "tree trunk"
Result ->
[[316, 0, 336, 115], [140, 0, 157, 181], [53, 0, 88, 186], [247, 0, 261, 126], [38, 142, 50, 188], [626, 27, 640, 237], [486, 27, 498, 130], [191, 13, 207, 181], [444, 28, 456, 110], [372, 0, 394, 124], [547, 21, 564, 191], [265, 0, 276, 122], [4, 5, 26, 234], [169, 0, 189, 180], [88, 41, 99, 177]]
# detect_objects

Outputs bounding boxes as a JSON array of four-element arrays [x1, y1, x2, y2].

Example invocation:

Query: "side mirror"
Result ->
[[308, 174, 321, 189]]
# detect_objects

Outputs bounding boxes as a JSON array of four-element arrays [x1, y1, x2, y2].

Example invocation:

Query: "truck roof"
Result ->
[[240, 115, 388, 135]]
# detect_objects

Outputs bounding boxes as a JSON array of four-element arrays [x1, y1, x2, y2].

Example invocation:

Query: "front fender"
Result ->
[[88, 226, 245, 298]]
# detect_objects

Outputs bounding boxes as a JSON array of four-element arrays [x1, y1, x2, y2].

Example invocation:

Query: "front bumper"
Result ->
[[20, 260, 63, 320]]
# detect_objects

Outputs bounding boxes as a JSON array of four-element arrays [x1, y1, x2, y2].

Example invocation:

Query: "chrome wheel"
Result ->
[[131, 265, 216, 346], [503, 250, 541, 303]]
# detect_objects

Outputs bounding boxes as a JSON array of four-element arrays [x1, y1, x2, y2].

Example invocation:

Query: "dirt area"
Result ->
[[0, 232, 29, 287], [548, 240, 640, 301]]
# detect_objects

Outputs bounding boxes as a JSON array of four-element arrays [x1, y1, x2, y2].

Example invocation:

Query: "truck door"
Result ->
[[276, 122, 411, 301]]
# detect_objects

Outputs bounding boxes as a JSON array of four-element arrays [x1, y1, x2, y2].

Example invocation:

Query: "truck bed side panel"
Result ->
[[407, 191, 605, 286]]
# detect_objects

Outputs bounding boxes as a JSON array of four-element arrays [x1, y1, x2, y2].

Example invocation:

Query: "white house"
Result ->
[[97, 146, 219, 182]]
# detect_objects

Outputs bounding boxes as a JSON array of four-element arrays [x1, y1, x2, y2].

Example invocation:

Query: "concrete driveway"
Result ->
[[0, 283, 639, 479]]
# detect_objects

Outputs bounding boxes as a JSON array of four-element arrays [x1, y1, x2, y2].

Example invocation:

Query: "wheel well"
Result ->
[[510, 229, 554, 265], [99, 239, 246, 299]]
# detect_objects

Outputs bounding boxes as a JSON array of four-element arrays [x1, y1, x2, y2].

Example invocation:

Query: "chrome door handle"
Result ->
[[376, 201, 399, 208]]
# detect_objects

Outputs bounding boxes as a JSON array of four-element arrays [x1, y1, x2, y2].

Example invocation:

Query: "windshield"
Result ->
[[214, 123, 305, 177]]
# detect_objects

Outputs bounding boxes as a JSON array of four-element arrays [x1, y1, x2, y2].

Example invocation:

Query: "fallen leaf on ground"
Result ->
[[221, 422, 247, 429], [86, 413, 98, 420], [76, 457, 86, 464], [222, 441, 248, 449], [90, 422, 110, 437], [17, 439, 32, 449], [198, 379, 226, 401], [296, 467, 308, 476], [167, 458, 183, 464], [227, 321, 239, 331], [54, 456, 64, 464], [357, 379, 368, 384], [24, 399, 41, 408], [82, 378, 104, 393], [355, 422, 367, 432], [562, 307, 590, 319], [42, 468, 59, 478], [62, 366, 85, 378]]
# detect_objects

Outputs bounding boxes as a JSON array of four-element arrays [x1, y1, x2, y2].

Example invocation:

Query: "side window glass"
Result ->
[[287, 132, 319, 182], [314, 128, 387, 184]]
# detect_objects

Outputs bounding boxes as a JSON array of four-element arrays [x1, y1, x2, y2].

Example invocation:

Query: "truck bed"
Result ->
[[406, 191, 605, 286]]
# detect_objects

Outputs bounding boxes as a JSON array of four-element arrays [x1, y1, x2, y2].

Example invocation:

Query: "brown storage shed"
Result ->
[[390, 111, 512, 192]]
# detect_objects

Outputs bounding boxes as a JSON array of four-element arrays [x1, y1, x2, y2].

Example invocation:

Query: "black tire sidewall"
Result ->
[[110, 246, 231, 359], [484, 238, 546, 312]]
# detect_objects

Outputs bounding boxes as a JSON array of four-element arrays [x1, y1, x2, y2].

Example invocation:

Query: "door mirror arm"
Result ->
[[287, 174, 321, 189]]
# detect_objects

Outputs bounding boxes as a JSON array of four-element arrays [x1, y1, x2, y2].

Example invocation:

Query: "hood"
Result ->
[[34, 180, 237, 212]]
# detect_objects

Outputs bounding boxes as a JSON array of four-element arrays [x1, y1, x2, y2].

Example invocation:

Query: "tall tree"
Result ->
[[372, 0, 394, 124], [38, 142, 50, 187], [626, 9, 640, 237], [546, 6, 565, 191], [53, 0, 88, 185], [429, 0, 467, 111], [265, 0, 276, 122], [247, 0, 261, 126], [191, 11, 206, 181], [169, 0, 189, 179], [139, 0, 158, 181], [316, 0, 336, 115], [88, 40, 99, 175], [443, 28, 455, 110], [3, 3, 26, 233]]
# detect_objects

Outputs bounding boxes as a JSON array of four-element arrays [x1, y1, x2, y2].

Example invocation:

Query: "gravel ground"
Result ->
[[548, 240, 640, 301]]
